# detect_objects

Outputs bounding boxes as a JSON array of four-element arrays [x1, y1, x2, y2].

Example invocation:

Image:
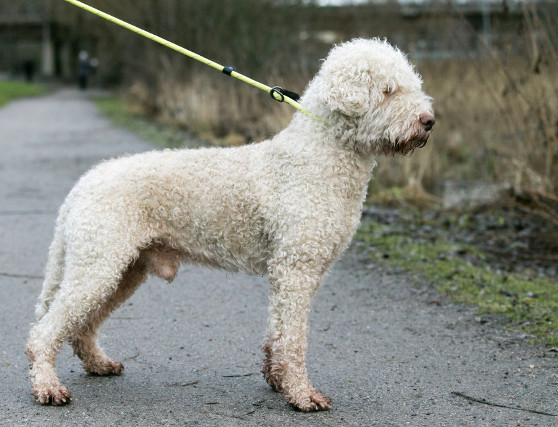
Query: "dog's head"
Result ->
[[306, 38, 434, 156]]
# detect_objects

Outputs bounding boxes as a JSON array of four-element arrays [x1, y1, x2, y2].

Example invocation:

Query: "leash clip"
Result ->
[[270, 86, 300, 103], [270, 86, 285, 102]]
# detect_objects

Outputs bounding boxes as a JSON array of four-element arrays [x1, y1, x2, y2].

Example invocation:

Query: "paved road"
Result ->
[[1, 89, 557, 426]]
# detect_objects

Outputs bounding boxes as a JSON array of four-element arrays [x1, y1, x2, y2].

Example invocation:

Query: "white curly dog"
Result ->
[[26, 38, 434, 411]]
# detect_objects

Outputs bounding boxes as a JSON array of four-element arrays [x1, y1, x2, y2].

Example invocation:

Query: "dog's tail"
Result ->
[[35, 210, 68, 321]]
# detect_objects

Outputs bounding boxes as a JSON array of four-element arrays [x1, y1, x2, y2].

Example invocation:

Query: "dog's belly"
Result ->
[[139, 236, 269, 281], [153, 212, 270, 276], [176, 234, 269, 275]]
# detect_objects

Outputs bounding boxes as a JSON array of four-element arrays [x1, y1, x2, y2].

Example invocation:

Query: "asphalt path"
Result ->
[[1, 89, 557, 426]]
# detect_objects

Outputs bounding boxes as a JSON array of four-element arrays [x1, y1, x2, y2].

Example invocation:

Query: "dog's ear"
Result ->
[[319, 59, 372, 118]]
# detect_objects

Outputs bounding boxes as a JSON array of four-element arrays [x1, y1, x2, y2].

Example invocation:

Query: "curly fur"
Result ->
[[26, 38, 434, 411]]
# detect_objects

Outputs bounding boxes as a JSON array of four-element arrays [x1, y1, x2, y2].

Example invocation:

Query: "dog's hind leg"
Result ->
[[69, 260, 148, 376], [68, 243, 180, 377], [26, 245, 139, 405]]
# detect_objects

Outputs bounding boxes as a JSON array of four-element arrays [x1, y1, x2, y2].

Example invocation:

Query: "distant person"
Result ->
[[78, 51, 90, 90]]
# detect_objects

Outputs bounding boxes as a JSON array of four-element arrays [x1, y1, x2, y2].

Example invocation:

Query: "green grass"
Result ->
[[356, 218, 558, 346], [93, 96, 188, 148], [0, 80, 49, 106]]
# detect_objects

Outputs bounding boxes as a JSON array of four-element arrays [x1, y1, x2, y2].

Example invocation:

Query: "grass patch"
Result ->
[[0, 80, 49, 106], [93, 96, 191, 148], [356, 216, 558, 346]]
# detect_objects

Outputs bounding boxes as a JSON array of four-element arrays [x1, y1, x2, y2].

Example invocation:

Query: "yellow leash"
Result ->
[[64, 0, 326, 125]]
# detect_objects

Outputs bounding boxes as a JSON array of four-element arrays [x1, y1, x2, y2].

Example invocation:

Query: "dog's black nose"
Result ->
[[419, 114, 435, 131]]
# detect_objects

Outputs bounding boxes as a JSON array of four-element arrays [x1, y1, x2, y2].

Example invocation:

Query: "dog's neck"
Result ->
[[270, 113, 377, 205], [295, 92, 381, 160], [287, 110, 377, 166]]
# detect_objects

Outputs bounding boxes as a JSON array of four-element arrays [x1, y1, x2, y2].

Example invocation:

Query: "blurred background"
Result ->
[[1, 0, 557, 209]]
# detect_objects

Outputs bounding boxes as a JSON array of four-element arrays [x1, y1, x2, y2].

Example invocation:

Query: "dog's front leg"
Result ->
[[263, 265, 331, 411]]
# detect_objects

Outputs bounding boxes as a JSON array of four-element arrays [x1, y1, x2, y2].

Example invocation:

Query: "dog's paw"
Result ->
[[33, 384, 72, 406], [85, 359, 124, 376], [289, 388, 332, 412]]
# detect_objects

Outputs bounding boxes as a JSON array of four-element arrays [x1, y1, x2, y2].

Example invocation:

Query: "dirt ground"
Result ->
[[363, 200, 558, 278]]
